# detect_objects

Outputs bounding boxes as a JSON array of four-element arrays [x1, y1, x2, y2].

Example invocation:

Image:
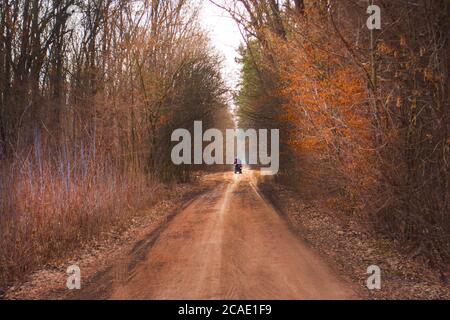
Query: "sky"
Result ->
[[199, 0, 243, 91]]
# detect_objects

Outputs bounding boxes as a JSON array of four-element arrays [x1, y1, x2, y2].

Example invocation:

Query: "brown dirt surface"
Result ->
[[102, 171, 359, 299]]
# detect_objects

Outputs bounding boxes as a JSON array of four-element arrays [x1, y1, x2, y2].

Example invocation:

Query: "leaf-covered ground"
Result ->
[[259, 182, 450, 300]]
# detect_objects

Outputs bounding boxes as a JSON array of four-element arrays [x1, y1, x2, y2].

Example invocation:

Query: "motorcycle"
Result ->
[[234, 163, 242, 174]]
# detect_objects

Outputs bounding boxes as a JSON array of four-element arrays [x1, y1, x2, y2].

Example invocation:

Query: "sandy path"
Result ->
[[99, 171, 358, 300]]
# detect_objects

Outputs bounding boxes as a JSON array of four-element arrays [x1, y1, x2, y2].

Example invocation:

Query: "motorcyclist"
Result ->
[[234, 158, 242, 174]]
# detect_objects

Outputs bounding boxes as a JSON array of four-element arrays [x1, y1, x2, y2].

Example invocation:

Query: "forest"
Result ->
[[228, 0, 449, 270], [0, 0, 230, 289]]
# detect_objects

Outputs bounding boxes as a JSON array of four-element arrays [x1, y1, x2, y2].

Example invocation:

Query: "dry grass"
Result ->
[[0, 148, 163, 292]]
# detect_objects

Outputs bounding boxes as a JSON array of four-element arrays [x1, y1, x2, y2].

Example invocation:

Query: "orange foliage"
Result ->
[[273, 23, 376, 206]]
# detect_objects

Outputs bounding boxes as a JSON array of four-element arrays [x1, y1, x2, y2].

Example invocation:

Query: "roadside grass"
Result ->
[[0, 154, 164, 293]]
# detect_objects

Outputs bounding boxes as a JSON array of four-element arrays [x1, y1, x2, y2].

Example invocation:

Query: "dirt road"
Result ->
[[74, 171, 359, 300]]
